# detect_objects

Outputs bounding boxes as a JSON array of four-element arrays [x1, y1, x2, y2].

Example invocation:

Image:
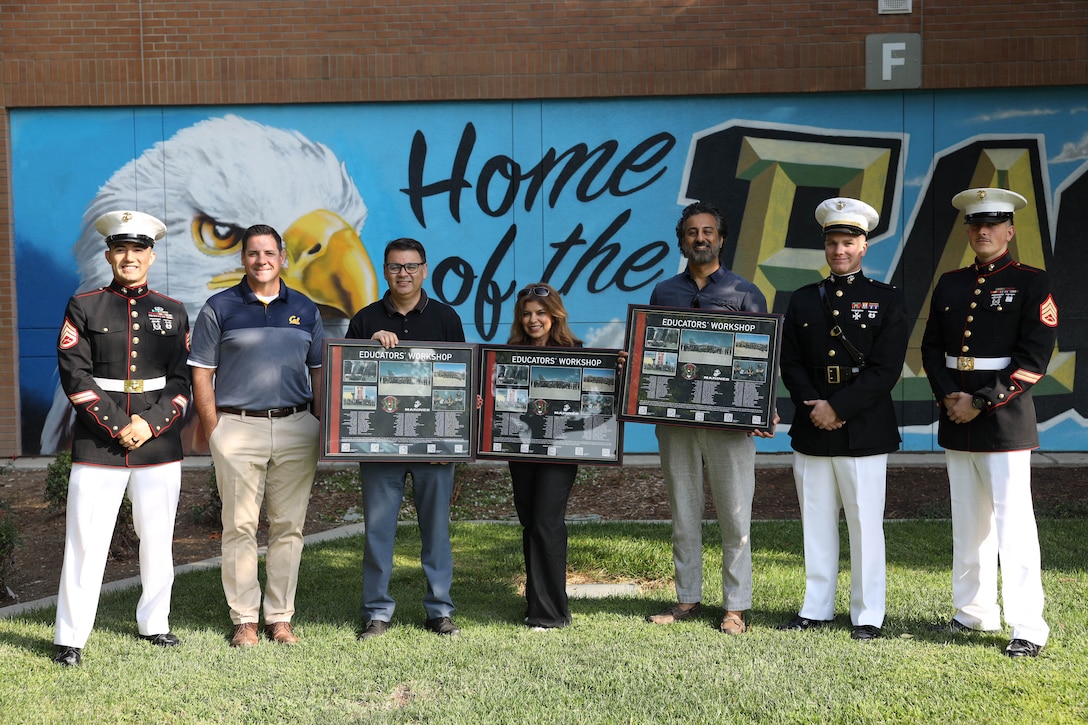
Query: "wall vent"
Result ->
[[878, 0, 913, 14]]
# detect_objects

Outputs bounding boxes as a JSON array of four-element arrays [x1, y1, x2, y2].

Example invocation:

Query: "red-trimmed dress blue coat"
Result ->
[[920, 251, 1058, 452], [58, 280, 191, 466]]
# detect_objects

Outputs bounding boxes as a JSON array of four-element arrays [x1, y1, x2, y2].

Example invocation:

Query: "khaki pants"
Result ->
[[210, 411, 319, 624], [655, 425, 755, 610]]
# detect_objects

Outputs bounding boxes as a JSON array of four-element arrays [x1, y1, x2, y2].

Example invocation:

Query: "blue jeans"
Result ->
[[359, 461, 455, 622]]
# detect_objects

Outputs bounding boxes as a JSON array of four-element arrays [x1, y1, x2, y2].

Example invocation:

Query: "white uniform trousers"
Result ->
[[54, 461, 181, 648], [945, 449, 1049, 646], [793, 452, 887, 627]]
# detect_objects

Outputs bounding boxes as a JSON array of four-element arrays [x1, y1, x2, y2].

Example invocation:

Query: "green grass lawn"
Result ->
[[1, 519, 1086, 724]]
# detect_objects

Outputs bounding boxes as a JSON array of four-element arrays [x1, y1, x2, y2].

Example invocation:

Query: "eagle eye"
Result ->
[[193, 215, 244, 255]]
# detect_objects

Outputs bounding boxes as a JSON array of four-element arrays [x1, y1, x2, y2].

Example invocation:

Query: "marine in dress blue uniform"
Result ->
[[921, 188, 1058, 658], [778, 198, 907, 640], [52, 211, 191, 666]]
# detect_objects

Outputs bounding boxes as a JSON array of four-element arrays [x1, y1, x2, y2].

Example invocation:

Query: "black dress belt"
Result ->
[[218, 404, 308, 418], [816, 365, 862, 384]]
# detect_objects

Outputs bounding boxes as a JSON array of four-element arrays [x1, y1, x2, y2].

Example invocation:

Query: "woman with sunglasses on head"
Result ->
[[507, 282, 582, 630]]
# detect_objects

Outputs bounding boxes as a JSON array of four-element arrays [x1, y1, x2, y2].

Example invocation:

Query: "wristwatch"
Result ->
[[971, 395, 987, 411]]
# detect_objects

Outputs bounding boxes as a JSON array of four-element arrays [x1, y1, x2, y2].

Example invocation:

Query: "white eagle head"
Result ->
[[42, 114, 379, 453], [73, 113, 377, 326]]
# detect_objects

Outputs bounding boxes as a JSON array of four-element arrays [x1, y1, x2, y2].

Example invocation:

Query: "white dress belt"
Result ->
[[93, 376, 167, 392], [945, 356, 1012, 372]]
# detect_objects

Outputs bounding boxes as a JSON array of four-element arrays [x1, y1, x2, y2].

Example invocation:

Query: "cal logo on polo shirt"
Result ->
[[289, 315, 302, 325]]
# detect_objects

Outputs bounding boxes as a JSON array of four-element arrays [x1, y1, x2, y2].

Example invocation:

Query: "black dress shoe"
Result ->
[[778, 615, 833, 631], [53, 645, 82, 667], [424, 616, 461, 636], [139, 632, 181, 647], [851, 625, 881, 640], [357, 619, 391, 640], [1005, 638, 1042, 658], [931, 618, 973, 634]]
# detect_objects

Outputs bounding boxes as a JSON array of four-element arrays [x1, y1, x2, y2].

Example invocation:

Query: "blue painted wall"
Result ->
[[12, 88, 1088, 454]]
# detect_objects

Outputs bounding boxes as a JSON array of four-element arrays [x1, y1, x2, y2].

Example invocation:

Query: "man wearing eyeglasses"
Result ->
[[645, 201, 773, 635], [346, 238, 466, 639]]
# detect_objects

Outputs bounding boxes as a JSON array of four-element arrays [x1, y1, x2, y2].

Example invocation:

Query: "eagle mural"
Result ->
[[40, 114, 378, 453]]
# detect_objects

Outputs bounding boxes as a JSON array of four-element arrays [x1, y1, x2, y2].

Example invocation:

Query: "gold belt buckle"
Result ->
[[956, 356, 975, 371], [826, 366, 841, 384], [124, 379, 144, 393]]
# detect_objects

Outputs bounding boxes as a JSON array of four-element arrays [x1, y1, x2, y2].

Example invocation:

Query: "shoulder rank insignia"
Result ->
[[1040, 295, 1058, 328], [59, 319, 80, 349]]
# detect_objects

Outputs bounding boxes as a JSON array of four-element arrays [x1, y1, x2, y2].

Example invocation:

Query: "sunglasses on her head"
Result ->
[[517, 285, 551, 299]]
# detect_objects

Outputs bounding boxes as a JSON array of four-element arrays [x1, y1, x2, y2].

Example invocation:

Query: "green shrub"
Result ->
[[43, 449, 137, 558], [44, 449, 72, 513], [0, 500, 19, 594], [189, 464, 222, 525]]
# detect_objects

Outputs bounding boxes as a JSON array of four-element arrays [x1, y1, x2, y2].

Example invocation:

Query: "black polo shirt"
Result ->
[[346, 289, 466, 343]]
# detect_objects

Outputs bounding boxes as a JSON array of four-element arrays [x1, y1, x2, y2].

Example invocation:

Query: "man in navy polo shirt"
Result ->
[[645, 201, 775, 636], [189, 224, 324, 647], [346, 238, 466, 639]]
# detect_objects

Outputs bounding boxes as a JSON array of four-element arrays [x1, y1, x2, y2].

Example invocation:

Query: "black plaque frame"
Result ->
[[618, 304, 782, 432], [321, 339, 476, 461], [476, 345, 624, 465]]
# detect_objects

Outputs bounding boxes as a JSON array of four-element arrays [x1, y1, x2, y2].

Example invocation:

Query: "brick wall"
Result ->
[[0, 0, 1085, 456], [0, 107, 16, 456], [2, 1, 1085, 107]]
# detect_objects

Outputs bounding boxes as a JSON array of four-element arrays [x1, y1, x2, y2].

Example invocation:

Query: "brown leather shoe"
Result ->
[[265, 621, 298, 645], [646, 602, 703, 624], [230, 622, 259, 647], [720, 611, 747, 635]]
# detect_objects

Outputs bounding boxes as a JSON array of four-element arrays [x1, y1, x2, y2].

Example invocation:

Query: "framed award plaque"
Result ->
[[619, 305, 782, 433]]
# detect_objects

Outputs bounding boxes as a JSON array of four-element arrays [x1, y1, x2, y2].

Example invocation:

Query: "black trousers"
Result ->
[[508, 461, 578, 628]]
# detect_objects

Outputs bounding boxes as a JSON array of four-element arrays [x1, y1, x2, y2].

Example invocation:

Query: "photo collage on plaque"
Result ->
[[496, 363, 616, 426]]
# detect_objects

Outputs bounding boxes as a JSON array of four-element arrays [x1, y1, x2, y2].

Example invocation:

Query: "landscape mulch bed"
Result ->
[[2, 462, 1084, 606]]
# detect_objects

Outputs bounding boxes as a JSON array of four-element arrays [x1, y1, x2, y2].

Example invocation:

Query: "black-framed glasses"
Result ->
[[385, 262, 422, 274], [517, 285, 551, 299]]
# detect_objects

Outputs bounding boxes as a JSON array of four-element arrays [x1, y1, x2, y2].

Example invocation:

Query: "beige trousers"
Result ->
[[210, 411, 319, 624]]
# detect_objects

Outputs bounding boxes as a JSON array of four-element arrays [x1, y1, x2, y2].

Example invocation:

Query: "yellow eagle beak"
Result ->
[[281, 210, 377, 318]]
